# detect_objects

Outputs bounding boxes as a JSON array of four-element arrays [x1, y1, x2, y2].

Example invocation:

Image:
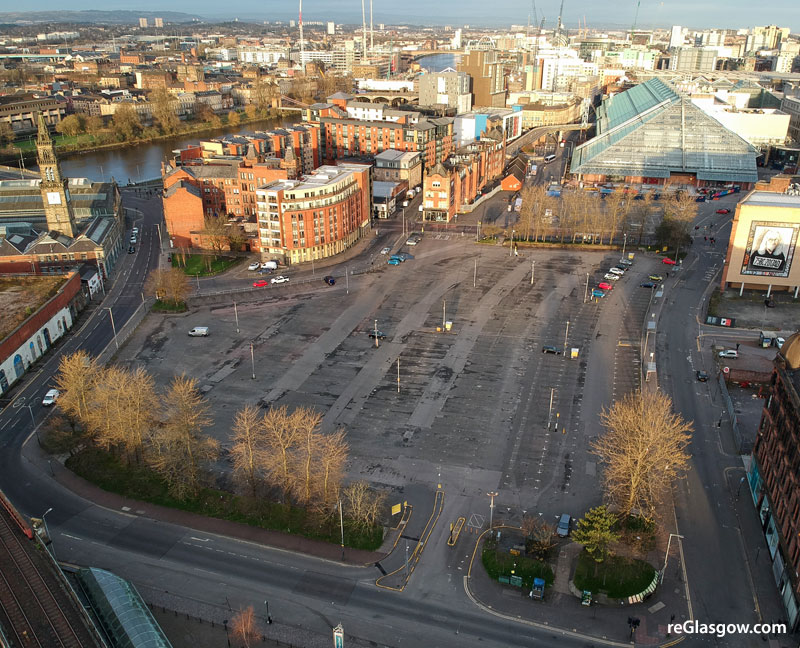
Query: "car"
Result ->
[[603, 273, 620, 281], [719, 349, 739, 359], [253, 279, 269, 287], [388, 258, 401, 265], [542, 345, 561, 354], [614, 265, 628, 272], [591, 289, 606, 298], [323, 275, 335, 286], [248, 262, 261, 271], [128, 246, 135, 254], [42, 389, 60, 406], [557, 514, 571, 537], [389, 255, 405, 263], [648, 275, 663, 282], [696, 370, 709, 382], [368, 330, 387, 340], [188, 327, 209, 337], [716, 208, 731, 214], [608, 268, 625, 276], [130, 235, 137, 244], [598, 282, 614, 291], [271, 275, 289, 284], [132, 226, 139, 236], [618, 259, 633, 266], [402, 200, 409, 207], [380, 247, 391, 255], [406, 238, 418, 246], [662, 258, 677, 265], [777, 337, 786, 349], [695, 196, 706, 202], [640, 282, 656, 288]]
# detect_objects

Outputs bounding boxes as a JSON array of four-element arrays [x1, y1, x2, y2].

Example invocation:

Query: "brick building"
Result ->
[[256, 163, 371, 265], [373, 150, 422, 189], [748, 333, 800, 630]]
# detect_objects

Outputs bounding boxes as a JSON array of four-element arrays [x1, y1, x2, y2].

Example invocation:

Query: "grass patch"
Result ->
[[174, 255, 239, 276], [707, 288, 722, 317], [151, 300, 188, 313], [65, 447, 383, 551], [573, 550, 656, 599], [481, 539, 554, 589]]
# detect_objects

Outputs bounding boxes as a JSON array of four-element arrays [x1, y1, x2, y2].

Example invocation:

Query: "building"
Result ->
[[453, 108, 522, 148], [720, 181, 800, 295], [418, 69, 472, 113], [747, 26, 791, 53], [458, 50, 506, 108], [0, 117, 123, 278], [517, 97, 583, 130], [783, 95, 800, 144], [373, 181, 406, 219], [690, 96, 790, 149], [305, 96, 454, 170], [748, 333, 800, 630], [138, 17, 148, 28], [154, 17, 164, 28], [373, 150, 422, 188], [255, 163, 371, 265], [570, 78, 758, 188], [670, 47, 718, 72], [327, 22, 336, 35], [0, 95, 66, 134]]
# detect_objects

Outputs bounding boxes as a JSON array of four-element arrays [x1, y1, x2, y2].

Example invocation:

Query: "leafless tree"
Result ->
[[521, 515, 558, 559], [202, 213, 229, 257], [54, 351, 100, 423], [230, 405, 266, 497], [592, 390, 692, 521], [145, 267, 190, 306], [315, 429, 348, 511], [230, 605, 261, 648], [342, 481, 386, 529], [261, 405, 300, 503]]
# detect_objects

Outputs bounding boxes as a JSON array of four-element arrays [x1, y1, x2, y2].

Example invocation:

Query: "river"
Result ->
[[38, 115, 298, 184], [416, 53, 460, 72]]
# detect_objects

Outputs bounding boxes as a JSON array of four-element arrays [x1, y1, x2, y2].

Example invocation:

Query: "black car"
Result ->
[[128, 246, 135, 254], [696, 370, 709, 382], [542, 345, 561, 355], [368, 330, 387, 340], [323, 275, 335, 286], [640, 282, 656, 288]]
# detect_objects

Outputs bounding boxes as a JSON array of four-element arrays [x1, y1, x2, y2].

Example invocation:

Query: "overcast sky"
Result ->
[[21, 0, 800, 31]]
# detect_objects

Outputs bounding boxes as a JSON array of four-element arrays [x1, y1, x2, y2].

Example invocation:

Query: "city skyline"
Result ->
[[7, 1, 800, 31]]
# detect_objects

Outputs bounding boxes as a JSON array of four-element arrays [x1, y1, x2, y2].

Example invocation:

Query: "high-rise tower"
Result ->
[[36, 114, 76, 237]]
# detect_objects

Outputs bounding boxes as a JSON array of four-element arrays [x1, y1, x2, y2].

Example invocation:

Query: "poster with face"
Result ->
[[741, 222, 799, 277]]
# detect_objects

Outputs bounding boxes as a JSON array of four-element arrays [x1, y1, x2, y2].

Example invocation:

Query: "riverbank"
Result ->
[[0, 109, 299, 167]]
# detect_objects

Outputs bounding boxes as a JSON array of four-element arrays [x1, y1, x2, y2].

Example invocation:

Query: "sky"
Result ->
[[14, 0, 800, 31]]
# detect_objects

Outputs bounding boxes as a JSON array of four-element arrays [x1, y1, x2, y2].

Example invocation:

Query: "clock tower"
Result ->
[[36, 114, 76, 238]]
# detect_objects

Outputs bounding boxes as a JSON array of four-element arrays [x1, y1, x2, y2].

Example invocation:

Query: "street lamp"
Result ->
[[509, 230, 515, 257], [105, 307, 118, 350], [264, 600, 272, 625], [487, 491, 499, 532], [583, 272, 589, 303], [374, 319, 379, 348], [660, 533, 684, 583], [622, 232, 627, 259], [27, 404, 40, 446], [42, 507, 55, 560]]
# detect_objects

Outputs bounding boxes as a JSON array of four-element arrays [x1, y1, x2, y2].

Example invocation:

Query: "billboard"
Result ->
[[740, 222, 800, 278]]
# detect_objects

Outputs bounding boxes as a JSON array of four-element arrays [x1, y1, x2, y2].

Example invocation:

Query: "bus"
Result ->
[[544, 154, 557, 163]]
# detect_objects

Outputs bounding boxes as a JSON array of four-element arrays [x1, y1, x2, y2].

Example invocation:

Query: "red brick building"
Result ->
[[749, 333, 800, 630]]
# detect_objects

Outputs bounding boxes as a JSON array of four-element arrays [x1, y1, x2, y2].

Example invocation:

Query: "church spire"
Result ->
[[36, 112, 76, 237], [37, 113, 52, 147]]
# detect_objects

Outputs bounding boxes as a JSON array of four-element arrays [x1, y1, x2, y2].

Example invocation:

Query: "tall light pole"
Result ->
[[233, 301, 239, 334], [509, 229, 515, 256], [487, 491, 499, 532], [250, 342, 256, 379], [106, 307, 118, 350], [622, 232, 628, 259], [530, 259, 535, 284], [563, 319, 570, 357], [661, 533, 684, 583], [42, 507, 55, 559], [374, 319, 379, 348], [583, 272, 589, 303], [27, 404, 40, 446]]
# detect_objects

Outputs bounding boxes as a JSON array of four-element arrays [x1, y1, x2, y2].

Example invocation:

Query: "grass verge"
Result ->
[[573, 550, 656, 598], [173, 255, 240, 276], [481, 539, 555, 589], [151, 300, 188, 313], [66, 447, 383, 551]]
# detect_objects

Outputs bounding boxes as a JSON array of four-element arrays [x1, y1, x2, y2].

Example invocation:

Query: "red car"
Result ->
[[253, 279, 269, 287], [598, 282, 614, 291], [716, 208, 731, 214], [662, 258, 677, 265]]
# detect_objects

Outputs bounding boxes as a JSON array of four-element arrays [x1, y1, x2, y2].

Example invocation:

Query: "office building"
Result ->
[[418, 69, 472, 112], [138, 17, 148, 28], [327, 22, 335, 35], [458, 50, 506, 108]]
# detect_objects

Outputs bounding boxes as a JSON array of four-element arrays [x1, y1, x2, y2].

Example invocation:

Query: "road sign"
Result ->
[[723, 366, 730, 374]]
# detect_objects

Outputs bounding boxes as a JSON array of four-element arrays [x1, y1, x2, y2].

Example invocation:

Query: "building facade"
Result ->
[[418, 70, 472, 113], [373, 150, 422, 189], [458, 50, 506, 108]]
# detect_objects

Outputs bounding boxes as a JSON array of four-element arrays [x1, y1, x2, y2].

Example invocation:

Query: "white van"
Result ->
[[188, 327, 209, 337], [544, 154, 557, 163]]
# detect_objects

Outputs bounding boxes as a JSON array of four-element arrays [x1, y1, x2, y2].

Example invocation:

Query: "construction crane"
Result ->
[[631, 0, 641, 40], [556, 0, 565, 46]]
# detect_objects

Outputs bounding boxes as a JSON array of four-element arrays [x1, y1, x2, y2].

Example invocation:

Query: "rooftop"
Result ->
[[741, 191, 800, 208]]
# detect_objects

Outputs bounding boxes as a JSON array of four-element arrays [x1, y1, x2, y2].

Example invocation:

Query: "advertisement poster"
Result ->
[[741, 222, 799, 278]]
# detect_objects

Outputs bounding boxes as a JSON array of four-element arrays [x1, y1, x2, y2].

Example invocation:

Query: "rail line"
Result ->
[[0, 508, 85, 648]]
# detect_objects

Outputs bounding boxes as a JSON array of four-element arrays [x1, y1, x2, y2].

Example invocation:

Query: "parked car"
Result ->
[[719, 349, 739, 359], [609, 268, 625, 276], [648, 275, 663, 282], [253, 279, 269, 287], [271, 275, 289, 284], [662, 258, 677, 265], [598, 282, 614, 291], [42, 389, 60, 406], [777, 337, 786, 349], [380, 247, 391, 255], [323, 275, 335, 286], [542, 345, 561, 354], [618, 259, 633, 266], [557, 514, 571, 537], [130, 234, 137, 244], [603, 273, 620, 281], [388, 258, 401, 265], [613, 265, 628, 272], [716, 208, 731, 214], [591, 288, 606, 298], [132, 227, 139, 235], [696, 370, 709, 382], [640, 282, 656, 288], [695, 196, 706, 202], [248, 262, 261, 271], [389, 255, 405, 263], [406, 238, 418, 246], [188, 327, 209, 337], [368, 330, 387, 340], [128, 246, 135, 254]]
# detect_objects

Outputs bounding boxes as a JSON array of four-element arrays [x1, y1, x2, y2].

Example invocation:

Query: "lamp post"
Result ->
[[660, 533, 684, 583], [105, 307, 118, 350], [563, 319, 570, 357], [622, 232, 627, 259], [233, 301, 239, 334], [583, 272, 589, 303], [487, 491, 499, 532], [509, 229, 515, 257], [42, 507, 55, 560], [26, 404, 40, 446], [530, 259, 535, 285], [374, 319, 379, 348], [264, 600, 272, 625], [250, 342, 256, 380]]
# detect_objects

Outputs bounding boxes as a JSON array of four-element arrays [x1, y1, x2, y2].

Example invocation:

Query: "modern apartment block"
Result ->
[[748, 334, 800, 630], [418, 70, 472, 113], [458, 50, 506, 108], [256, 163, 371, 265]]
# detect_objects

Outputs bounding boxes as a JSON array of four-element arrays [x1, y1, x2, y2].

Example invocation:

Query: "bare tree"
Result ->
[[230, 605, 261, 648], [230, 405, 266, 497], [227, 110, 240, 127], [592, 390, 692, 521], [145, 267, 190, 306], [342, 481, 385, 529], [602, 189, 629, 245], [151, 88, 180, 135], [292, 408, 324, 507], [261, 405, 300, 503], [54, 351, 100, 423], [202, 213, 229, 257], [521, 515, 557, 559], [149, 375, 218, 498], [315, 429, 348, 511]]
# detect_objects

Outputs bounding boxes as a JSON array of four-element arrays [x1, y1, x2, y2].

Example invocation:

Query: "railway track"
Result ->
[[0, 508, 86, 648]]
